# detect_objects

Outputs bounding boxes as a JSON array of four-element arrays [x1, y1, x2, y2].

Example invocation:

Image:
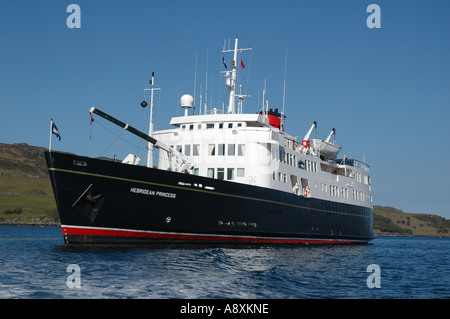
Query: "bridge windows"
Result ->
[[208, 144, 216, 156], [206, 167, 244, 180], [193, 144, 200, 156], [206, 143, 244, 157], [218, 144, 225, 156], [238, 144, 245, 156], [184, 144, 191, 156], [228, 144, 235, 156]]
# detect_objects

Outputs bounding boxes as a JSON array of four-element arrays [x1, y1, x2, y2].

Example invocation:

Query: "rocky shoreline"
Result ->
[[0, 217, 60, 227]]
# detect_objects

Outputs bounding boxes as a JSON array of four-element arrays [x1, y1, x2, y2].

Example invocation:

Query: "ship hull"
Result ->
[[45, 151, 373, 245]]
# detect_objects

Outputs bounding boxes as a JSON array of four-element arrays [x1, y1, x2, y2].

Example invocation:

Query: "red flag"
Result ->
[[240, 58, 245, 69]]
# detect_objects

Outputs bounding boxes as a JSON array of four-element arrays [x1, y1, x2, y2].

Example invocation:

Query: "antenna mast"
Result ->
[[282, 50, 288, 115], [143, 72, 161, 168], [204, 50, 208, 115], [281, 50, 288, 129], [193, 50, 198, 114], [222, 36, 251, 114]]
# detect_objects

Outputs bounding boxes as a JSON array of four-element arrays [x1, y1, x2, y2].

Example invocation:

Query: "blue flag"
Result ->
[[52, 121, 61, 141]]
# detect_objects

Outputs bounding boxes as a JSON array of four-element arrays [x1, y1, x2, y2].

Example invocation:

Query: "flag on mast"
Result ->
[[240, 57, 245, 69], [222, 56, 227, 69], [49, 119, 61, 152], [52, 121, 61, 141]]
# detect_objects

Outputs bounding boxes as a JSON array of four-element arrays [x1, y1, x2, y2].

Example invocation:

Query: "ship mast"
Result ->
[[144, 72, 160, 168], [223, 37, 251, 114]]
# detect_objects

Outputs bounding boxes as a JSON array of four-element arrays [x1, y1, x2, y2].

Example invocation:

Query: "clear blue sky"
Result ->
[[1, 1, 449, 218]]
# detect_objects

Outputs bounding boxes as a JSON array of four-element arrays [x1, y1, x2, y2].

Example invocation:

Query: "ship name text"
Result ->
[[130, 187, 176, 199]]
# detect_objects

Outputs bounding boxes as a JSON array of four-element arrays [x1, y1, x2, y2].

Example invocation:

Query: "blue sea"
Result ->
[[0, 226, 449, 300]]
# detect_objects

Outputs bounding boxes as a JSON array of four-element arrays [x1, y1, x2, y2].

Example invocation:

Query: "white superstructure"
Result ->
[[151, 37, 372, 209]]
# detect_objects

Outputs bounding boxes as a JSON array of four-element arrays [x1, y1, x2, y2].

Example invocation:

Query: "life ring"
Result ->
[[303, 187, 309, 198]]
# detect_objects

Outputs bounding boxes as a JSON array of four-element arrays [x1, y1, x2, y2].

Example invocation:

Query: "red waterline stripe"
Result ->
[[61, 225, 362, 244]]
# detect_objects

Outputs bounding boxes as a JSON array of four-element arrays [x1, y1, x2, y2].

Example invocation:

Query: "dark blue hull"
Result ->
[[45, 151, 373, 245]]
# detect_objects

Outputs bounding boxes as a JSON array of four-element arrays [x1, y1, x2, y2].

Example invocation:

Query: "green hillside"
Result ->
[[373, 206, 450, 236], [0, 143, 58, 225], [1, 143, 449, 235]]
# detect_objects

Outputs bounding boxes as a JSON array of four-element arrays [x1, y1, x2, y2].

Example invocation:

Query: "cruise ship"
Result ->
[[45, 37, 373, 245]]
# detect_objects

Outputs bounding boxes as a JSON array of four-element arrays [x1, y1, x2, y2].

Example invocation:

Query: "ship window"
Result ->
[[228, 123, 233, 128], [207, 168, 214, 178], [283, 174, 287, 183], [184, 144, 191, 156], [278, 172, 282, 181], [193, 144, 200, 156], [237, 123, 242, 127], [364, 175, 369, 185], [217, 168, 225, 180], [237, 168, 244, 177], [227, 168, 234, 180], [189, 124, 194, 131], [228, 144, 235, 156], [208, 144, 215, 156], [273, 171, 276, 180], [193, 168, 199, 175], [181, 125, 186, 131], [218, 144, 225, 156], [176, 145, 182, 153], [206, 123, 214, 129], [197, 124, 202, 129], [298, 159, 305, 169], [219, 123, 223, 129], [238, 144, 245, 156]]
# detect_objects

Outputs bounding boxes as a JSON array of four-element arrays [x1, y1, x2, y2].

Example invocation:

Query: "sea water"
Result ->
[[0, 226, 448, 299]]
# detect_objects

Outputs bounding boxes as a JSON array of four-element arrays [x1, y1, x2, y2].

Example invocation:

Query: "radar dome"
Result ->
[[180, 94, 194, 109]]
